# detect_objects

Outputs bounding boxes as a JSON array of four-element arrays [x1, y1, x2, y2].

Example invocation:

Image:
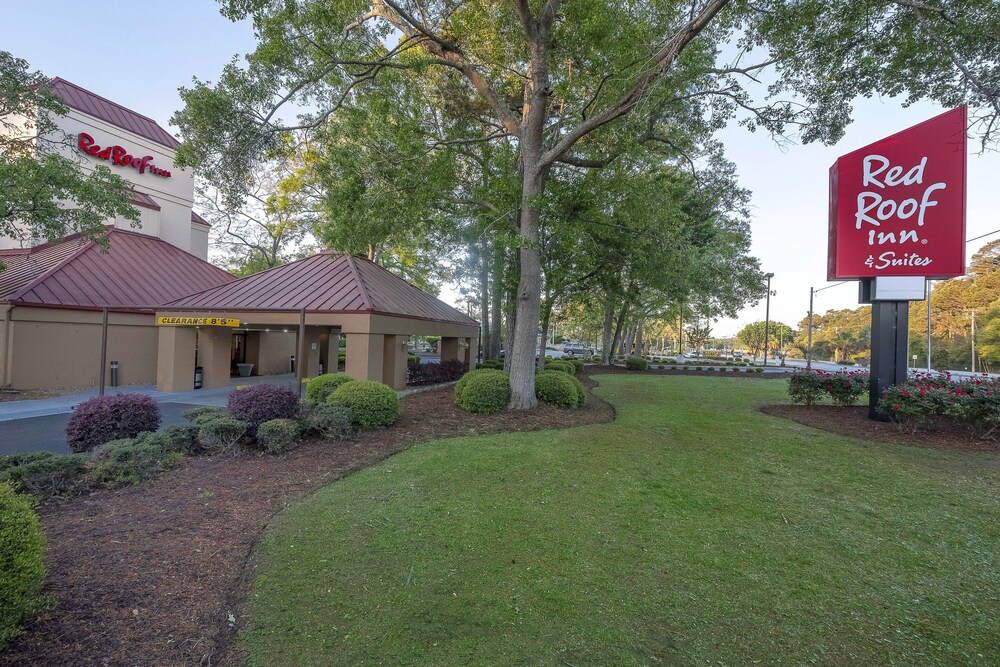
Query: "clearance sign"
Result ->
[[828, 107, 966, 280], [157, 317, 240, 327]]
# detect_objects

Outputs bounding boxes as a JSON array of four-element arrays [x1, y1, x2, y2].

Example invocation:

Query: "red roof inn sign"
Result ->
[[78, 132, 172, 178], [828, 107, 966, 280]]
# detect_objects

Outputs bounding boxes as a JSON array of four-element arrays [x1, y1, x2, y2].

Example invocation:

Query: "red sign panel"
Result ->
[[828, 107, 966, 280]]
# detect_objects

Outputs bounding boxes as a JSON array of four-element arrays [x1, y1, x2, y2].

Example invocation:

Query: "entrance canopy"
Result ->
[[155, 252, 479, 392]]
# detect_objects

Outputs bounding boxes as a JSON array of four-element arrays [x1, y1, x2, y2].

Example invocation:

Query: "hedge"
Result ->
[[228, 384, 300, 436], [625, 356, 649, 371], [454, 369, 510, 414], [0, 483, 46, 651], [198, 418, 248, 454], [535, 370, 581, 408], [788, 370, 869, 406], [65, 393, 161, 453], [329, 380, 400, 428], [544, 360, 576, 375], [305, 373, 354, 404], [256, 419, 302, 454], [407, 359, 468, 386], [305, 403, 355, 440]]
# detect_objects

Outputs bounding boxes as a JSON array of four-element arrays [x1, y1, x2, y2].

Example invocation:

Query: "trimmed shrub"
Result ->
[[454, 369, 510, 414], [227, 383, 300, 436], [568, 358, 585, 374], [535, 370, 580, 408], [305, 403, 355, 440], [407, 354, 421, 366], [625, 356, 649, 371], [89, 439, 181, 488], [65, 393, 161, 453], [184, 406, 225, 425], [330, 381, 400, 428], [545, 360, 576, 375], [477, 359, 504, 370], [198, 418, 248, 454], [0, 454, 89, 499], [566, 374, 587, 407], [159, 425, 200, 453], [0, 483, 46, 651], [407, 359, 468, 386], [256, 419, 302, 454], [305, 373, 354, 405]]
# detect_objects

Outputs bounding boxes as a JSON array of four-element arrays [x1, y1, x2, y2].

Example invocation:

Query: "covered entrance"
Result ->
[[154, 252, 479, 392]]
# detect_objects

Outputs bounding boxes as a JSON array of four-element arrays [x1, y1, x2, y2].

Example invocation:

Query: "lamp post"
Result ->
[[763, 272, 774, 367]]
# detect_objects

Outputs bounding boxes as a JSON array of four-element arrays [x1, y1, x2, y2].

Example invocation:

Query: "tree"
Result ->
[[172, 0, 1000, 408], [1, 51, 137, 253], [737, 320, 794, 360], [199, 157, 316, 275]]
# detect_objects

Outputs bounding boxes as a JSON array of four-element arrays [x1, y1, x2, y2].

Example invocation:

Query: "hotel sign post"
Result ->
[[828, 107, 967, 419]]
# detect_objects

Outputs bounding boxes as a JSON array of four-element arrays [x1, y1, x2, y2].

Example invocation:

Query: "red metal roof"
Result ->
[[191, 211, 211, 227], [129, 190, 160, 211], [2, 229, 235, 311], [165, 252, 478, 326], [0, 237, 89, 302], [44, 78, 181, 150]]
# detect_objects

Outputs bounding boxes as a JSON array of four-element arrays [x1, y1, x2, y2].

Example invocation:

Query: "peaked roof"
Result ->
[[0, 229, 235, 310], [44, 78, 181, 150], [165, 251, 479, 326]]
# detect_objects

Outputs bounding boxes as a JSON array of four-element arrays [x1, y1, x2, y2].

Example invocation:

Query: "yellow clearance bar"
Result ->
[[156, 316, 240, 327]]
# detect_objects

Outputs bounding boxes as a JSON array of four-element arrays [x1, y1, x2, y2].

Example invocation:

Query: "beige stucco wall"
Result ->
[[254, 331, 296, 376], [4, 306, 158, 390]]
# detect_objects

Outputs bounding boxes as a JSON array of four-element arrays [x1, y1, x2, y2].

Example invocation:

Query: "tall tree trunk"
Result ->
[[636, 317, 644, 356], [537, 292, 555, 370], [507, 167, 545, 408], [601, 297, 615, 365], [478, 238, 491, 359], [611, 301, 631, 361], [489, 242, 503, 360]]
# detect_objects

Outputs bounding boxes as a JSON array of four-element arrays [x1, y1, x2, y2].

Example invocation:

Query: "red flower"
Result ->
[[892, 404, 901, 410]]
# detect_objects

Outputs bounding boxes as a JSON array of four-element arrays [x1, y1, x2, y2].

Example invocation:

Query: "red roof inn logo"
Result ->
[[78, 132, 171, 177], [828, 107, 966, 280]]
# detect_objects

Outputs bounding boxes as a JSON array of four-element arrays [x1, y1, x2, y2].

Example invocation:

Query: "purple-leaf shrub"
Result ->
[[406, 360, 468, 386], [227, 384, 300, 436], [65, 394, 161, 453]]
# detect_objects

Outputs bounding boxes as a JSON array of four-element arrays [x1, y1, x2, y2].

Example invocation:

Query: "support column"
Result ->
[[463, 336, 478, 368], [869, 301, 909, 420], [346, 333, 384, 382], [301, 328, 323, 378], [326, 328, 342, 373], [382, 335, 408, 389], [440, 337, 460, 363], [199, 328, 232, 389], [156, 326, 197, 392]]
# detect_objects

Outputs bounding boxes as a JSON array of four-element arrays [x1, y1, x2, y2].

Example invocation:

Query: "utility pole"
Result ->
[[763, 272, 775, 367], [971, 309, 977, 373], [807, 287, 814, 371], [926, 280, 932, 371]]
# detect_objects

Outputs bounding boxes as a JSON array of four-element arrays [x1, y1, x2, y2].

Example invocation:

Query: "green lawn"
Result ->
[[240, 375, 1000, 666]]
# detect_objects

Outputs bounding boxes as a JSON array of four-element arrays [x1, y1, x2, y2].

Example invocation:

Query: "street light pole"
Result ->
[[763, 272, 774, 367], [807, 287, 814, 371]]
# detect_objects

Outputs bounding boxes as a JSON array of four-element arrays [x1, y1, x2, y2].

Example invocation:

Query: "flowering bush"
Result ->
[[65, 394, 161, 453], [227, 384, 300, 437], [876, 372, 1000, 436], [787, 371, 868, 406]]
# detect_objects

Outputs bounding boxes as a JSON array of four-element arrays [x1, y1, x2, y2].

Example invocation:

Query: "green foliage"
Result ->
[[305, 403, 355, 441], [454, 369, 510, 414], [329, 381, 399, 429], [256, 419, 302, 454], [568, 358, 585, 374], [184, 406, 226, 425], [544, 360, 576, 375], [305, 373, 354, 405], [159, 425, 201, 454], [197, 418, 248, 454], [737, 321, 797, 360], [534, 371, 581, 409], [1, 51, 139, 247], [89, 439, 181, 488], [477, 359, 504, 370], [0, 453, 89, 499], [624, 356, 649, 371], [0, 483, 46, 651]]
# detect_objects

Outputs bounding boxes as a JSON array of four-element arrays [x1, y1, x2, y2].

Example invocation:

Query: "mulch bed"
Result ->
[[2, 377, 614, 667], [762, 404, 1000, 454], [591, 364, 788, 379]]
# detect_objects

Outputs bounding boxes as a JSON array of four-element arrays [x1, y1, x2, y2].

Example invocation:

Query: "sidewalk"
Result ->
[[0, 374, 301, 423]]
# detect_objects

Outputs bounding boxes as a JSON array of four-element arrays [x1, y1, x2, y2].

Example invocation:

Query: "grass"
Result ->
[[239, 375, 1000, 666]]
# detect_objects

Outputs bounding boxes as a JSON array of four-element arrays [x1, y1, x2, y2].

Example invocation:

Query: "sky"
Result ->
[[3, 2, 998, 337]]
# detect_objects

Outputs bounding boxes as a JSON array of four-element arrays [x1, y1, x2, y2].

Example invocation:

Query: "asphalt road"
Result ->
[[0, 402, 203, 455]]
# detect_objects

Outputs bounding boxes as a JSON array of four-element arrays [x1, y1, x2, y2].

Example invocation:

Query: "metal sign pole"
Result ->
[[99, 307, 108, 397], [297, 307, 306, 397]]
